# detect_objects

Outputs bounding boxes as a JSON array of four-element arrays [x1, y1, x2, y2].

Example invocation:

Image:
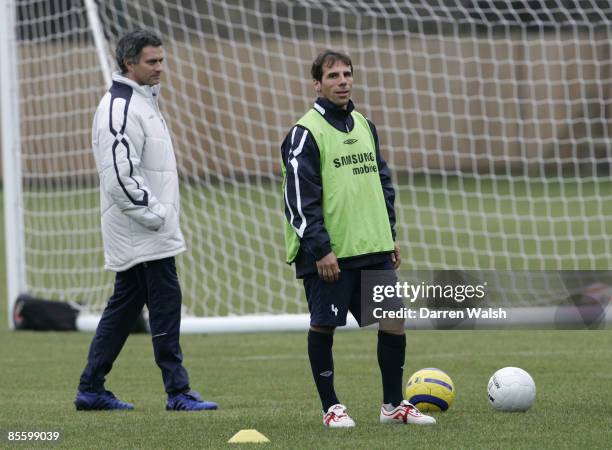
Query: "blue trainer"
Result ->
[[74, 390, 134, 411], [166, 390, 218, 411]]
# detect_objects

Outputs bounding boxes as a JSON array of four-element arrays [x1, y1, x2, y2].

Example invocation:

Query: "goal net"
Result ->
[[3, 0, 612, 331]]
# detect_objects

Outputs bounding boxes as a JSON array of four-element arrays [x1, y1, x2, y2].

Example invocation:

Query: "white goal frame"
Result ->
[[1, 0, 26, 329], [3, 1, 612, 332]]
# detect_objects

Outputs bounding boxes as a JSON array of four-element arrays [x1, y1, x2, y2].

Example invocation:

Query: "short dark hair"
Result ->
[[115, 29, 162, 73], [311, 50, 353, 82]]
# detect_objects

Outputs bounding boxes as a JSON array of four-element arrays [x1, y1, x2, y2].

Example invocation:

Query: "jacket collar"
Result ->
[[313, 97, 355, 133], [111, 72, 161, 100]]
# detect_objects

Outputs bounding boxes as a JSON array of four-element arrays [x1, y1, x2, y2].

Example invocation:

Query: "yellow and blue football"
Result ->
[[405, 368, 455, 412]]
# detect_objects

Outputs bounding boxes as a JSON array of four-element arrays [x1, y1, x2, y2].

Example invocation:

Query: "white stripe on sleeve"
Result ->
[[284, 128, 309, 237]]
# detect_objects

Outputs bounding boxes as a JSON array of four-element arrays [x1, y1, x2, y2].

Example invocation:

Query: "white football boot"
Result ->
[[323, 404, 356, 428], [379, 400, 436, 425]]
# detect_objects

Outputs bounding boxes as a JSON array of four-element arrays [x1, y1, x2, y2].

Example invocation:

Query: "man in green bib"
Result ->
[[281, 50, 435, 428]]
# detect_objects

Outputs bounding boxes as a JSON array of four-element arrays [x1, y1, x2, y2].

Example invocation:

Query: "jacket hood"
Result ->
[[112, 72, 161, 99]]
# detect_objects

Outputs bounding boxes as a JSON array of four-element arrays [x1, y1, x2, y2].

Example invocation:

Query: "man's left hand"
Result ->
[[391, 244, 401, 269]]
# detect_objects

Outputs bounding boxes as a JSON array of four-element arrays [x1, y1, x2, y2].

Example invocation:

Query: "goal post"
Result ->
[[3, 1, 612, 332], [84, 0, 112, 88], [1, 0, 26, 329]]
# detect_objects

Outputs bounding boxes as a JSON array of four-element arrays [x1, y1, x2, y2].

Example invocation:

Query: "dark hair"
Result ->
[[115, 29, 162, 73], [311, 50, 353, 81]]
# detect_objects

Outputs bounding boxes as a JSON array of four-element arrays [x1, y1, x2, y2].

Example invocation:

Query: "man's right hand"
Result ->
[[316, 251, 340, 283]]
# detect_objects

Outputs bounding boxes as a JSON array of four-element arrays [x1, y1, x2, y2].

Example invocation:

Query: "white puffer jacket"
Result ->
[[91, 72, 186, 271]]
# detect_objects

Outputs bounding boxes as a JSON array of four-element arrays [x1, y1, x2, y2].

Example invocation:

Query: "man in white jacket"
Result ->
[[75, 30, 217, 411]]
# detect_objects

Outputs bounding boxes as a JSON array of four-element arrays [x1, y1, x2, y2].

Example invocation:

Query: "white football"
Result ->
[[487, 367, 536, 411]]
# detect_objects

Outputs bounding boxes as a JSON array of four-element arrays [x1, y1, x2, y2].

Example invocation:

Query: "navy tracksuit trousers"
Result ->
[[78, 257, 190, 395]]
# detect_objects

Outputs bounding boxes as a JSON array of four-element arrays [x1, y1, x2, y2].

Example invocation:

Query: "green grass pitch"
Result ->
[[0, 328, 611, 449], [1, 178, 612, 448]]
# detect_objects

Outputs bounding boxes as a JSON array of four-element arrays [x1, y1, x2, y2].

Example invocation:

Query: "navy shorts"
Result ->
[[303, 258, 397, 327]]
